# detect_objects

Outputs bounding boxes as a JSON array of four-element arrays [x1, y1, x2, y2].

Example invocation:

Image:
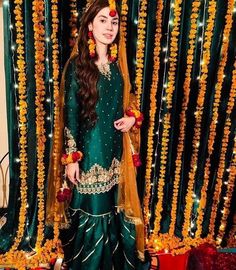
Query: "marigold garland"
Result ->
[[0, 1, 64, 268], [32, 0, 47, 249], [165, 0, 182, 110], [209, 58, 236, 242], [182, 0, 217, 238], [152, 113, 171, 237], [142, 0, 164, 236], [2, 0, 29, 255], [217, 138, 236, 243], [69, 0, 78, 48], [148, 233, 215, 255], [209, 119, 231, 240], [168, 0, 201, 237], [0, 240, 62, 269], [120, 0, 129, 43], [51, 0, 62, 247], [152, 0, 183, 237], [134, 0, 148, 109], [195, 0, 234, 238]]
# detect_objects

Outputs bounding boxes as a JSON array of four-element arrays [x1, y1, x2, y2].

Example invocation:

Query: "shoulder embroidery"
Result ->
[[76, 158, 120, 194], [65, 127, 77, 154]]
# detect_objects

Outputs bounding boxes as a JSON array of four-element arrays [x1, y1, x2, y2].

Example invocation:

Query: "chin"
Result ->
[[100, 39, 115, 45]]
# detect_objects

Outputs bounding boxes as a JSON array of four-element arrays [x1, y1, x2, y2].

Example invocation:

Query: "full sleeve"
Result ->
[[64, 60, 80, 155]]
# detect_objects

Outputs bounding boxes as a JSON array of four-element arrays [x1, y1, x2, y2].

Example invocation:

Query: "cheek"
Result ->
[[93, 25, 104, 39], [113, 26, 119, 39]]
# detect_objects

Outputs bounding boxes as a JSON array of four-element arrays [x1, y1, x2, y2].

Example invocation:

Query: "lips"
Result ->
[[103, 34, 113, 39]]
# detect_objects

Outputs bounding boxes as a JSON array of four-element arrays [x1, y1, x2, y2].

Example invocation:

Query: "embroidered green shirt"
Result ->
[[64, 59, 124, 194]]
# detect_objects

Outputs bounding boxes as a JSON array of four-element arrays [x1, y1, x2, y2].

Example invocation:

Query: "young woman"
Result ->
[[47, 0, 145, 269]]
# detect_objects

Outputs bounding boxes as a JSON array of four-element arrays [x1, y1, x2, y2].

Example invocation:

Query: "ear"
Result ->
[[88, 22, 93, 31]]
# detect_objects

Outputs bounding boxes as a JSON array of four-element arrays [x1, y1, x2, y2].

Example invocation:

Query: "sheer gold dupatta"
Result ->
[[118, 31, 145, 260], [46, 44, 79, 227]]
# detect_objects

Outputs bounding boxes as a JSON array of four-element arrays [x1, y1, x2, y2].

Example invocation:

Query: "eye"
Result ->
[[112, 21, 118, 25], [100, 19, 106, 23]]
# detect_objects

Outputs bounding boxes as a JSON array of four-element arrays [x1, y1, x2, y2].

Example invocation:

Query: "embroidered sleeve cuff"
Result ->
[[126, 108, 144, 129], [61, 151, 83, 165]]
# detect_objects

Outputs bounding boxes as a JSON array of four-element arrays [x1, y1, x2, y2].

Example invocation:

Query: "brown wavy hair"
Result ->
[[75, 0, 120, 128]]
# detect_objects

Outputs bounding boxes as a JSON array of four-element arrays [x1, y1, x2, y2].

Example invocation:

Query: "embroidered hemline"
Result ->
[[76, 158, 120, 194]]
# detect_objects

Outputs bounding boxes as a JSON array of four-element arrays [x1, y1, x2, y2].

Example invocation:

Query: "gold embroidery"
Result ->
[[76, 158, 120, 194], [65, 127, 77, 154]]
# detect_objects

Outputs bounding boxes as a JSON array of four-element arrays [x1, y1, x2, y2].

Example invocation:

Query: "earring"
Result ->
[[109, 43, 118, 62], [88, 31, 96, 58]]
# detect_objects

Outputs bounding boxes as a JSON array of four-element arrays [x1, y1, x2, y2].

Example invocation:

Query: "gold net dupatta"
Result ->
[[118, 31, 145, 261], [46, 43, 79, 228], [46, 28, 145, 260]]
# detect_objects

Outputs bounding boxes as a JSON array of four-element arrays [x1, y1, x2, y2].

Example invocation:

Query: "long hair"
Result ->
[[75, 0, 120, 128]]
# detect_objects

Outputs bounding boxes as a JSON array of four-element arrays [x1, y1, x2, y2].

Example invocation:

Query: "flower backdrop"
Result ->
[[0, 0, 235, 268]]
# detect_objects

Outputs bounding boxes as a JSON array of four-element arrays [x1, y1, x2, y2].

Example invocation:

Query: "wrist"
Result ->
[[129, 116, 136, 125], [61, 151, 83, 165], [126, 108, 144, 129]]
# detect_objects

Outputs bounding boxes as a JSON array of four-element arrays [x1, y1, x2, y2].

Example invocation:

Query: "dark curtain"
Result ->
[[0, 0, 235, 255]]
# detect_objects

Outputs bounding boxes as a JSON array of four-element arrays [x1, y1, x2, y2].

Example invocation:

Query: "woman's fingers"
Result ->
[[68, 175, 77, 185], [68, 172, 77, 185], [75, 165, 80, 181], [114, 118, 126, 130], [114, 117, 135, 132], [66, 163, 79, 185], [114, 121, 124, 129], [114, 118, 124, 124]]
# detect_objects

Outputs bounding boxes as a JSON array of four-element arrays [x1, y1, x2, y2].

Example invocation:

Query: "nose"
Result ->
[[106, 22, 113, 31]]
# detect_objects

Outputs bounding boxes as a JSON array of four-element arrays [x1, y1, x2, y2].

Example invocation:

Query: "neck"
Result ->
[[96, 43, 108, 63]]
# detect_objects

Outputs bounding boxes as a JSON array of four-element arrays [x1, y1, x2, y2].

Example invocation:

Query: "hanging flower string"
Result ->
[[217, 135, 236, 243], [69, 0, 78, 48], [143, 0, 164, 236], [152, 0, 183, 237], [51, 0, 64, 249], [209, 120, 232, 242], [32, 0, 47, 249], [134, 0, 148, 109], [168, 0, 201, 237], [120, 0, 129, 43], [5, 0, 28, 255], [182, 0, 217, 238], [209, 57, 236, 243], [195, 0, 234, 238]]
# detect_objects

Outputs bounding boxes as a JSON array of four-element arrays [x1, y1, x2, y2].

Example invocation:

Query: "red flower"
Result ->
[[109, 55, 117, 62], [56, 190, 66, 202], [72, 151, 80, 162], [63, 188, 72, 201], [50, 258, 57, 265], [88, 31, 93, 38], [109, 10, 117, 17], [56, 187, 72, 202], [132, 153, 142, 167]]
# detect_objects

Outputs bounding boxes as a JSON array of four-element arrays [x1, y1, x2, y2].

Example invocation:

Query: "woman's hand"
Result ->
[[114, 116, 135, 132], [66, 162, 80, 185]]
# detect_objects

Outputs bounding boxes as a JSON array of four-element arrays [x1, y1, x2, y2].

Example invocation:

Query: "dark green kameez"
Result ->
[[60, 59, 140, 270]]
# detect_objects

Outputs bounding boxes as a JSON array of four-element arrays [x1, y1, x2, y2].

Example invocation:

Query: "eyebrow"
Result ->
[[98, 15, 119, 20]]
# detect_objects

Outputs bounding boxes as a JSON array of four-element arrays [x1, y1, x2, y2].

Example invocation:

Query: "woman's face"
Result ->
[[88, 7, 119, 46]]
